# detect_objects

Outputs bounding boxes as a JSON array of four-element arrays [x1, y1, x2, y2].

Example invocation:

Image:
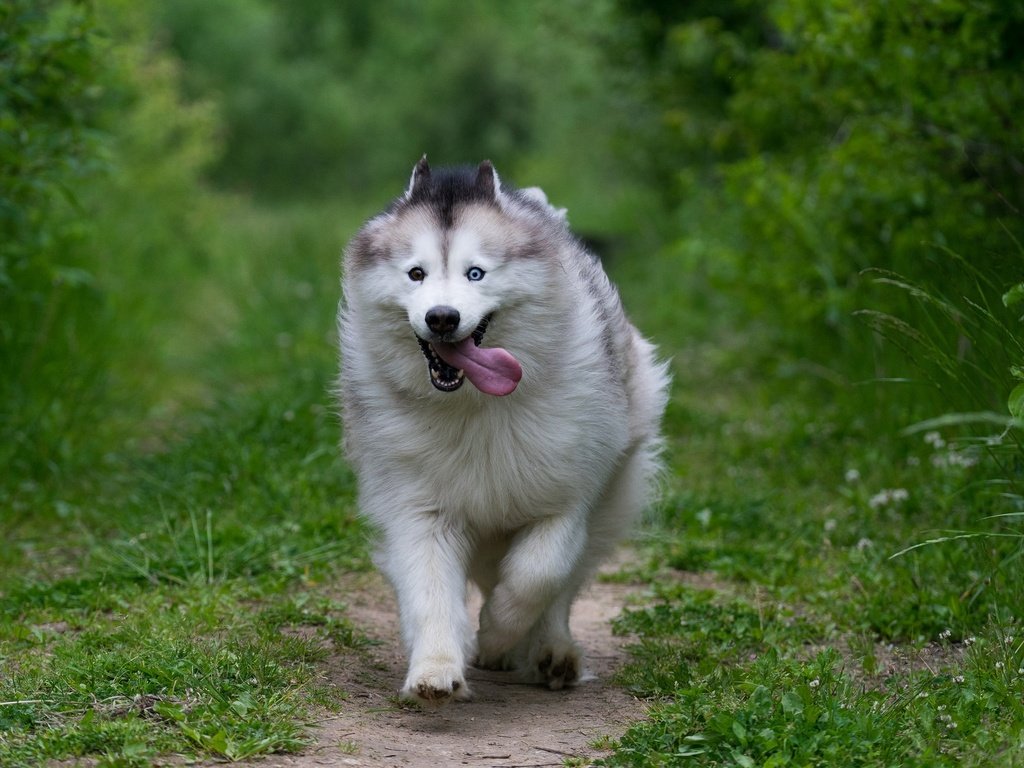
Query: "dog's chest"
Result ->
[[400, 398, 619, 526]]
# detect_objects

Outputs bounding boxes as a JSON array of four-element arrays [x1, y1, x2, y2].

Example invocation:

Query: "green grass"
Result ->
[[597, 260, 1024, 765], [0, 200, 373, 766], [607, 581, 1024, 766], [0, 403, 369, 765]]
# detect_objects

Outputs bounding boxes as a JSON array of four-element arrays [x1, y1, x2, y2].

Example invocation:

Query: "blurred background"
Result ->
[[3, 0, 1022, 530]]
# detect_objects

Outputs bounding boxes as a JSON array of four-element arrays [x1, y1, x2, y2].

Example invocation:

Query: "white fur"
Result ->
[[338, 166, 669, 707]]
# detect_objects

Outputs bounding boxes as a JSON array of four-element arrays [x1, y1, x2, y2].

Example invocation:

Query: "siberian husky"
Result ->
[[337, 158, 668, 706]]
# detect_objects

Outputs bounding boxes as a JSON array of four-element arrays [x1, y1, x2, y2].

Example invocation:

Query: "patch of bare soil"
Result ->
[[252, 555, 649, 767]]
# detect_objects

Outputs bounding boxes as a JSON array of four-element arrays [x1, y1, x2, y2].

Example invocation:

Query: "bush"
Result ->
[[0, 0, 222, 486], [617, 0, 1024, 380], [151, 0, 537, 198], [0, 1, 108, 480]]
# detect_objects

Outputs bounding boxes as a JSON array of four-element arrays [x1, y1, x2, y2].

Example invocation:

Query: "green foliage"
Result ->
[[150, 0, 630, 213], [0, 1, 108, 479], [0, 1, 102, 245], [617, 0, 1024, 656], [618, 0, 1024, 377], [0, 0, 223, 484]]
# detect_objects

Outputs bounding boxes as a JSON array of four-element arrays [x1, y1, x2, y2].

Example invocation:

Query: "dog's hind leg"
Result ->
[[475, 507, 586, 671], [382, 512, 473, 706], [525, 587, 584, 689], [522, 445, 658, 690]]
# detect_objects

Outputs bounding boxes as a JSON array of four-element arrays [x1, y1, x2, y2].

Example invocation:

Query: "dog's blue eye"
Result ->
[[466, 267, 485, 281], [408, 267, 426, 282]]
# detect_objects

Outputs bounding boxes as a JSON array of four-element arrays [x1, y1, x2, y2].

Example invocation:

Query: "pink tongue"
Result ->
[[434, 337, 522, 396]]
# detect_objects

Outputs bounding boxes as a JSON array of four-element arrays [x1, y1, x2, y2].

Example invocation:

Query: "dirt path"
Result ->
[[257, 555, 648, 767]]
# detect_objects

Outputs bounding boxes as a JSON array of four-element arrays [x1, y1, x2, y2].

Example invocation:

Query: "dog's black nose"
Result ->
[[425, 305, 460, 335]]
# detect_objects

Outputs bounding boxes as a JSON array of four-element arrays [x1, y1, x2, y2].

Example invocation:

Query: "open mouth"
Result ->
[[417, 315, 491, 392]]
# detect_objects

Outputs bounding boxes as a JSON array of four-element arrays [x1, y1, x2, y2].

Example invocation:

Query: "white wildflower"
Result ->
[[924, 431, 946, 449], [946, 450, 978, 468], [868, 491, 888, 509], [869, 488, 910, 509], [932, 448, 979, 470], [809, 678, 820, 689], [845, 468, 861, 483]]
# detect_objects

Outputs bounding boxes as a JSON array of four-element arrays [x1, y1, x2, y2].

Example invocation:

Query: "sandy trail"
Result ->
[[253, 557, 647, 767]]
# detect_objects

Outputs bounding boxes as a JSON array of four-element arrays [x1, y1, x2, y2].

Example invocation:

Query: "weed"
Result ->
[[606, 244, 1024, 766]]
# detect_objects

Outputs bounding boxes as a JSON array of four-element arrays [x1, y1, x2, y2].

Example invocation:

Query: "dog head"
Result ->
[[344, 157, 569, 396]]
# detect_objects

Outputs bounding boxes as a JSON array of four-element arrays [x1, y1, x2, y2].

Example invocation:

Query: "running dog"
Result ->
[[337, 157, 668, 706]]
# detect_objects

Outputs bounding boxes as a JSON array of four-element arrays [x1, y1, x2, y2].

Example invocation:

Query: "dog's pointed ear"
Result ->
[[406, 155, 431, 199], [475, 160, 500, 200]]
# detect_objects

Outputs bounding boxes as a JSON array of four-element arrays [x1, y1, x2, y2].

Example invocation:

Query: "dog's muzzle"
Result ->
[[416, 315, 492, 392]]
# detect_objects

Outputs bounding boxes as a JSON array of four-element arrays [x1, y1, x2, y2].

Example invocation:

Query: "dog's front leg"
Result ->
[[382, 512, 472, 706], [476, 509, 585, 677]]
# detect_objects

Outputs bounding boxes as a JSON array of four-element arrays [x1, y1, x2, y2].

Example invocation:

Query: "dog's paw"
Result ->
[[534, 640, 583, 691], [401, 660, 471, 707]]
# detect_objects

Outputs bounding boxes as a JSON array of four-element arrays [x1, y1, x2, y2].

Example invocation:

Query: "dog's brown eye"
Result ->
[[408, 267, 425, 282]]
